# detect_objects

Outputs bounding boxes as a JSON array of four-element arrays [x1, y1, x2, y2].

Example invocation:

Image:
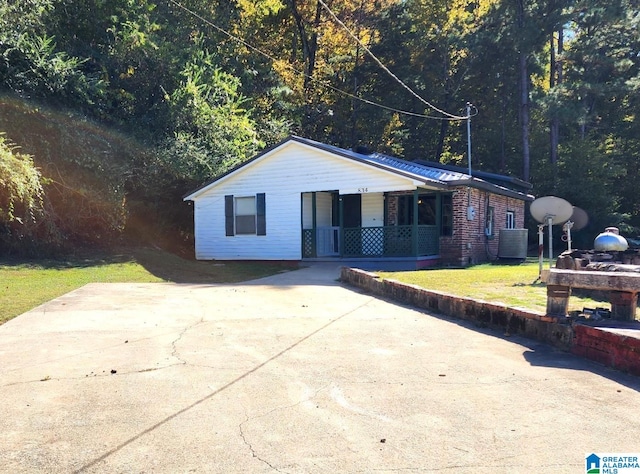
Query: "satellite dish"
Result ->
[[530, 196, 573, 225], [530, 196, 574, 277], [561, 207, 588, 252], [569, 207, 589, 231]]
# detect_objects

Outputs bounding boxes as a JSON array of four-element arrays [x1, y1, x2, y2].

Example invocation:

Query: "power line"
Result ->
[[166, 0, 467, 121], [317, 0, 469, 120]]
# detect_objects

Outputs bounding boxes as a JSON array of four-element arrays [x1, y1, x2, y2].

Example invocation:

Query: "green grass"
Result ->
[[0, 247, 295, 325], [378, 259, 606, 314]]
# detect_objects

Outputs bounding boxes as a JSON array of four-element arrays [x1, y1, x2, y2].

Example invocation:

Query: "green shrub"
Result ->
[[0, 134, 55, 254]]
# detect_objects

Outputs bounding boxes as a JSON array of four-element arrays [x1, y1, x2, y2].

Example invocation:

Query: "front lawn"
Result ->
[[377, 260, 606, 314]]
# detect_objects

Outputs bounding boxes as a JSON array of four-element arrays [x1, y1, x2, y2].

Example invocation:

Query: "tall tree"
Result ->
[[549, 28, 564, 165], [544, 0, 640, 231]]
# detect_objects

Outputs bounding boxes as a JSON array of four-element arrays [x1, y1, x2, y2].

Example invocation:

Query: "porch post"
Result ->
[[412, 189, 419, 256], [311, 192, 317, 257], [339, 194, 344, 257], [435, 193, 442, 254], [383, 193, 388, 225]]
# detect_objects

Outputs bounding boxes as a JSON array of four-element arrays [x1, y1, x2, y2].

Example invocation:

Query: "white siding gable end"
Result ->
[[187, 138, 426, 261]]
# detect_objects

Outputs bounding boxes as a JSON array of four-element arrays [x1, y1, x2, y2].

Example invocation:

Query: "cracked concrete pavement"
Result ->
[[1, 263, 639, 473]]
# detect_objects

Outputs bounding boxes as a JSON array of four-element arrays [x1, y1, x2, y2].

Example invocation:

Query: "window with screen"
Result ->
[[441, 194, 453, 236], [485, 206, 495, 238], [235, 196, 257, 234], [506, 211, 515, 229], [397, 194, 436, 226], [225, 193, 266, 236]]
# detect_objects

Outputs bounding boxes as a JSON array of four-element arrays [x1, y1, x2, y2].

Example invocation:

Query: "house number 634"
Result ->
[[358, 187, 369, 193]]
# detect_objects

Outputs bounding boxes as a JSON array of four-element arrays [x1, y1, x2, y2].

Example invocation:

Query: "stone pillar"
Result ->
[[609, 291, 638, 321], [546, 285, 571, 317]]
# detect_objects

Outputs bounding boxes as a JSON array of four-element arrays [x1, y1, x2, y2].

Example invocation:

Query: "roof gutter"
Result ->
[[449, 178, 535, 201]]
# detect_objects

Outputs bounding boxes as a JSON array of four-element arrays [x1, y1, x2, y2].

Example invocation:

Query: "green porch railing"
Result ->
[[303, 225, 439, 258], [417, 225, 439, 256], [303, 229, 314, 258]]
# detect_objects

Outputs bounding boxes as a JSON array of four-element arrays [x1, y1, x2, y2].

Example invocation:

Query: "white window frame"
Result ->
[[235, 196, 257, 235], [485, 206, 495, 238], [506, 211, 516, 229]]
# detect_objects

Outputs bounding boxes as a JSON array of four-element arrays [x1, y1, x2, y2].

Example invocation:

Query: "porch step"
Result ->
[[303, 256, 440, 271]]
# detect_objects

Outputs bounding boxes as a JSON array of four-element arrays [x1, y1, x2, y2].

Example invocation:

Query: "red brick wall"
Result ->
[[572, 325, 640, 376], [385, 188, 526, 266], [439, 186, 526, 266], [386, 194, 398, 225]]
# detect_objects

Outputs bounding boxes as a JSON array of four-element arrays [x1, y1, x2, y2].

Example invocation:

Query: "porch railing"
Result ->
[[303, 225, 439, 258]]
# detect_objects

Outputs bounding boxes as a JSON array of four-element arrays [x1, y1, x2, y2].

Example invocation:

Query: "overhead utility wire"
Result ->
[[317, 0, 469, 121], [166, 0, 463, 120]]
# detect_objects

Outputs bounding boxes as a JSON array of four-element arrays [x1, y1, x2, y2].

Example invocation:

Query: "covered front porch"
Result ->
[[301, 189, 447, 265]]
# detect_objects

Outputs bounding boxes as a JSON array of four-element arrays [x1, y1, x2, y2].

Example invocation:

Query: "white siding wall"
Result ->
[[361, 193, 384, 227], [302, 192, 333, 229], [192, 142, 418, 260], [302, 193, 312, 229], [361, 193, 384, 255], [316, 192, 333, 227], [194, 189, 301, 260]]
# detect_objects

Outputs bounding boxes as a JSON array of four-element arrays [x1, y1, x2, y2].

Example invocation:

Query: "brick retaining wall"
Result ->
[[341, 267, 573, 349], [572, 325, 640, 375], [341, 267, 640, 376]]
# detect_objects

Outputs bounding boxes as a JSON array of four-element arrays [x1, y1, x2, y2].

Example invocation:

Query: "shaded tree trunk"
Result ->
[[434, 41, 451, 162], [517, 0, 531, 182], [500, 94, 507, 171], [550, 29, 563, 165], [519, 51, 531, 182], [434, 115, 449, 162], [288, 0, 322, 90], [350, 1, 366, 147]]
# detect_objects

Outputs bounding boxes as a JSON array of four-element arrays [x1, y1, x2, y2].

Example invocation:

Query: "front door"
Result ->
[[343, 194, 362, 228]]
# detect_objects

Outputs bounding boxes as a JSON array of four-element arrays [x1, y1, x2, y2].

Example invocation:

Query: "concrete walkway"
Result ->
[[0, 263, 638, 473]]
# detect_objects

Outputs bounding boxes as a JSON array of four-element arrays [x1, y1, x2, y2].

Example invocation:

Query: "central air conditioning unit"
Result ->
[[498, 228, 528, 259]]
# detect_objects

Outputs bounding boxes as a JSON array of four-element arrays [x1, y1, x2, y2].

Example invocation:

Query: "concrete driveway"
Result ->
[[1, 263, 639, 473]]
